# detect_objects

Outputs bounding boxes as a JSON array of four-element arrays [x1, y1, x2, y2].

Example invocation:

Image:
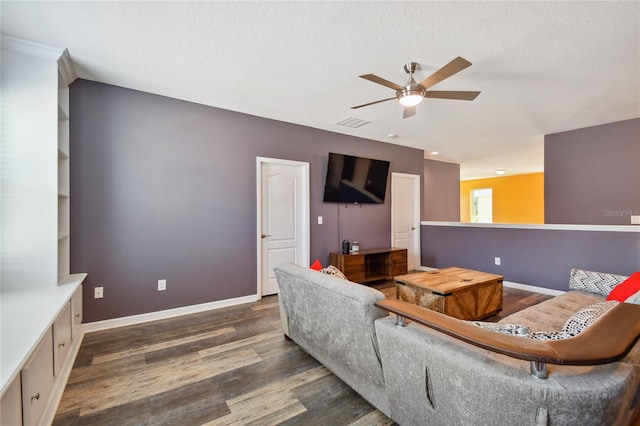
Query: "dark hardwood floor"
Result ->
[[53, 281, 551, 425]]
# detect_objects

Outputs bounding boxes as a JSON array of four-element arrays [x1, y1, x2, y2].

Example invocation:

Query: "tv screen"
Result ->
[[323, 152, 390, 204]]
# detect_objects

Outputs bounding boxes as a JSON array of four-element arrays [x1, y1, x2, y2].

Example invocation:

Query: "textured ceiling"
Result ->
[[2, 1, 638, 179]]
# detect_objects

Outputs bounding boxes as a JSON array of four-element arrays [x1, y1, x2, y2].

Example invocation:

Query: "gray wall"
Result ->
[[421, 224, 640, 291], [70, 80, 424, 322], [423, 159, 460, 221], [545, 118, 640, 225]]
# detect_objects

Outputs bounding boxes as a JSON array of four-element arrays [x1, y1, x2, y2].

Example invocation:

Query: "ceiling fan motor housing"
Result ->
[[398, 62, 425, 106]]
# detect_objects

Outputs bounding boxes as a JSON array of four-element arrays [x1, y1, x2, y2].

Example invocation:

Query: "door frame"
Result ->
[[391, 172, 421, 270], [256, 156, 310, 298]]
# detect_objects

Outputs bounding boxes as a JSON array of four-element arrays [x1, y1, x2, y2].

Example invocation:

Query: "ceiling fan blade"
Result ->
[[424, 90, 481, 101], [351, 97, 396, 109], [359, 74, 404, 91], [403, 106, 416, 119], [418, 57, 472, 89]]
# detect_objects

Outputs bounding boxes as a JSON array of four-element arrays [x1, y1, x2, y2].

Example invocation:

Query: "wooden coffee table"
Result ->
[[395, 267, 504, 320]]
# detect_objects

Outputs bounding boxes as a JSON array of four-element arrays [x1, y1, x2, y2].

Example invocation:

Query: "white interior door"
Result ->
[[391, 173, 421, 271], [257, 158, 309, 296]]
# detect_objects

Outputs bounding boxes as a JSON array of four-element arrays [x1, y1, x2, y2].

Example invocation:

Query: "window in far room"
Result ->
[[471, 188, 492, 223]]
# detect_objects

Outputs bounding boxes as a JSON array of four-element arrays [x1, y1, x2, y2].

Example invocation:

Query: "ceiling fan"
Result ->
[[351, 57, 480, 119]]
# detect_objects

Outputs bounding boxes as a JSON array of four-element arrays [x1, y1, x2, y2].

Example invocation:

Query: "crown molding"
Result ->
[[58, 49, 78, 86], [1, 34, 78, 85], [1, 34, 63, 59]]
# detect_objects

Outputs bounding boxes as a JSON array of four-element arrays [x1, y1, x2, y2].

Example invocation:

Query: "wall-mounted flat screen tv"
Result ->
[[323, 152, 391, 204]]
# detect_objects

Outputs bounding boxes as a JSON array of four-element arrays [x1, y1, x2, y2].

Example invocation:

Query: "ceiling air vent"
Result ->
[[336, 117, 371, 128]]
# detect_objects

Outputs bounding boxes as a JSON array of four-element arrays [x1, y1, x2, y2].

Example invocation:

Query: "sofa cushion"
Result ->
[[310, 259, 323, 271], [470, 322, 531, 336], [607, 272, 640, 302], [569, 268, 628, 296], [499, 290, 604, 332], [527, 330, 576, 340], [321, 265, 348, 280], [626, 290, 640, 305], [562, 301, 619, 335], [472, 322, 576, 341]]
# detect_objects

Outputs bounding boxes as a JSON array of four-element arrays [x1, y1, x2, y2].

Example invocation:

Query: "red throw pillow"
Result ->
[[310, 259, 323, 271], [607, 272, 640, 302]]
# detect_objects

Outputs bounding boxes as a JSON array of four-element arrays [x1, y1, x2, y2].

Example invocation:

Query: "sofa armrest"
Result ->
[[374, 299, 640, 366]]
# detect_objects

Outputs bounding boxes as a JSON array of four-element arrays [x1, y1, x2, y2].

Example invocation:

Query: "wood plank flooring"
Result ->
[[53, 281, 551, 425]]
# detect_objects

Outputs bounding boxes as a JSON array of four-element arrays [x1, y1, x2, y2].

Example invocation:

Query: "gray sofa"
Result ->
[[274, 262, 640, 426]]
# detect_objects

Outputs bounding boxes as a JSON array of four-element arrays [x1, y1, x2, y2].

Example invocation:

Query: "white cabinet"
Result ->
[[21, 329, 55, 426], [0, 376, 23, 426], [0, 284, 85, 426], [53, 303, 72, 377], [71, 286, 83, 340]]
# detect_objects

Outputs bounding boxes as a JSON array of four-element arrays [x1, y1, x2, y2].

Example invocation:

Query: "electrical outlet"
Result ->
[[494, 257, 501, 266], [631, 215, 640, 225], [94, 287, 104, 299], [318, 216, 323, 225], [158, 279, 167, 291]]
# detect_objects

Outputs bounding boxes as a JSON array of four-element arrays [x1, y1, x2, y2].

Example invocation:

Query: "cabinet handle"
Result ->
[[59, 342, 66, 348], [74, 313, 80, 318], [31, 393, 40, 402]]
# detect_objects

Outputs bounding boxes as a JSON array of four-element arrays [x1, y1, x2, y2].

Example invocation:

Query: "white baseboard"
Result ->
[[417, 265, 565, 296], [502, 281, 565, 296], [416, 266, 438, 271], [83, 294, 260, 332]]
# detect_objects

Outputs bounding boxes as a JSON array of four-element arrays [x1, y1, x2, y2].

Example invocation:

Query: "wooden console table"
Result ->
[[330, 247, 407, 284]]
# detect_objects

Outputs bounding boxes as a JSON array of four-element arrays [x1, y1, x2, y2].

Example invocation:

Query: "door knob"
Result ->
[[261, 233, 271, 239], [411, 226, 416, 230]]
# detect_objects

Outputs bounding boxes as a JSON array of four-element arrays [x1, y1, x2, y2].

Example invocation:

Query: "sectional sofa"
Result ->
[[274, 262, 640, 426]]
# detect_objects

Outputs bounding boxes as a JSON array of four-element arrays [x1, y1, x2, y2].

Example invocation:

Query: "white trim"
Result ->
[[256, 157, 310, 298], [391, 173, 421, 270], [83, 294, 259, 333], [417, 265, 437, 271], [1, 34, 65, 60], [1, 35, 77, 86], [503, 280, 565, 296], [420, 221, 640, 233], [58, 49, 78, 86]]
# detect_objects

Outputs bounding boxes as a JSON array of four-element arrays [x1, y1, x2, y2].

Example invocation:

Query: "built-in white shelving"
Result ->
[[1, 35, 85, 426], [57, 70, 71, 283]]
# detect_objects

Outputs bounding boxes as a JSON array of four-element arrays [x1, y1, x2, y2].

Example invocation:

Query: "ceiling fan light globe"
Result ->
[[397, 90, 424, 107]]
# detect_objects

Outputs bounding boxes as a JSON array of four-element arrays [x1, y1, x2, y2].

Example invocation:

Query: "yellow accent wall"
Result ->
[[460, 173, 544, 224]]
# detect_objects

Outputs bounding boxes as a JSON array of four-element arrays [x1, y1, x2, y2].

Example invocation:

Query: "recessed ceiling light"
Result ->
[[430, 151, 439, 155], [387, 133, 397, 138], [496, 169, 507, 175]]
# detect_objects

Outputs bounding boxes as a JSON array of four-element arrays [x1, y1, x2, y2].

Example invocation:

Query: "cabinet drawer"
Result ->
[[53, 302, 72, 376], [71, 286, 82, 340], [1, 376, 23, 426], [343, 255, 364, 273], [342, 256, 365, 280], [389, 250, 408, 275], [22, 328, 55, 426], [389, 250, 406, 262]]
